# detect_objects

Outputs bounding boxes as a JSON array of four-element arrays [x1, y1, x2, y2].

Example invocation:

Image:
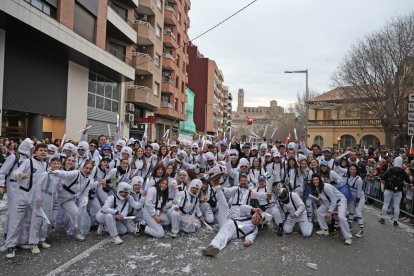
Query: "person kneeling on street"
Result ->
[[273, 183, 313, 237], [170, 179, 205, 238], [96, 182, 140, 244]]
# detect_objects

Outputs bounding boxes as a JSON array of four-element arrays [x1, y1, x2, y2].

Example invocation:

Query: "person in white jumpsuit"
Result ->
[[311, 173, 352, 245], [201, 186, 271, 257], [170, 179, 205, 237], [273, 183, 313, 237], [96, 182, 140, 244]]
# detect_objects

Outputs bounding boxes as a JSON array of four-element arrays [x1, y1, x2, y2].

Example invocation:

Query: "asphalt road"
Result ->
[[1, 206, 413, 276]]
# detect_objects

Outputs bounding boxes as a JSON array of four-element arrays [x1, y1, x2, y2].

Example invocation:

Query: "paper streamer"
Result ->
[[271, 127, 277, 138], [107, 125, 112, 139], [203, 221, 213, 231], [77, 125, 92, 134], [60, 134, 66, 147], [294, 128, 298, 141], [263, 125, 268, 137]]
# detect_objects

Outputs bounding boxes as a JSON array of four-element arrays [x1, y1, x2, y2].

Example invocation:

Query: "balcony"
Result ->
[[118, 0, 139, 8], [107, 2, 137, 43], [136, 0, 158, 15], [162, 79, 175, 94], [308, 119, 382, 127], [127, 85, 160, 110], [162, 53, 176, 71], [164, 6, 177, 26], [132, 52, 158, 75], [163, 30, 178, 48], [135, 20, 160, 45], [157, 102, 186, 120]]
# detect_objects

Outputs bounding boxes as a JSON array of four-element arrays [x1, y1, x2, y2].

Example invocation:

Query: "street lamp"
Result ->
[[284, 69, 309, 143]]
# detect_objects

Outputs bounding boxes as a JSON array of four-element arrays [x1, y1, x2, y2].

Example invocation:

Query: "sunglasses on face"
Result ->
[[103, 149, 110, 151]]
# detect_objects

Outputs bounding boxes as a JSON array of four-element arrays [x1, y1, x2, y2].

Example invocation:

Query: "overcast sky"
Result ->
[[188, 0, 414, 110]]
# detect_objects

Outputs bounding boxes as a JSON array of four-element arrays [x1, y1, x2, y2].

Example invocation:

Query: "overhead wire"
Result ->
[[136, 0, 259, 66]]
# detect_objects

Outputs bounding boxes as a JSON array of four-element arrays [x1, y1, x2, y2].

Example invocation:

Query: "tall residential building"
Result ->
[[127, 0, 164, 139], [187, 43, 225, 136], [223, 86, 232, 134], [155, 0, 191, 140], [0, 0, 136, 140]]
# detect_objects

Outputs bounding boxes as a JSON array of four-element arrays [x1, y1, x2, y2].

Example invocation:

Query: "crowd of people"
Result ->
[[0, 130, 413, 259]]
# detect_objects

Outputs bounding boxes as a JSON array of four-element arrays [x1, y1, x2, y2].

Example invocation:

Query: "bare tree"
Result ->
[[332, 12, 414, 147], [287, 90, 320, 121]]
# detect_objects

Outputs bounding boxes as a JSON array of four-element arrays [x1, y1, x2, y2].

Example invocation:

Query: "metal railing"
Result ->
[[161, 102, 173, 108], [364, 178, 414, 220], [128, 85, 153, 94], [308, 119, 382, 126]]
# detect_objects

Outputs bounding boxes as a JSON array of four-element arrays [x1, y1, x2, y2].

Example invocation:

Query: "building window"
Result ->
[[108, 1, 128, 21], [175, 76, 179, 88], [156, 25, 162, 38], [174, 98, 178, 111], [74, 3, 96, 43], [176, 54, 180, 69], [88, 72, 120, 113], [182, 102, 185, 113], [25, 0, 56, 18], [181, 81, 185, 93], [154, 82, 160, 96], [155, 54, 161, 67], [314, 135, 323, 148], [108, 41, 126, 61], [161, 94, 170, 104]]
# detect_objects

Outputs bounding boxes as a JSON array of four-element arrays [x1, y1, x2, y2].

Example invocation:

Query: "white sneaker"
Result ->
[[31, 245, 40, 254], [41, 241, 51, 248], [75, 234, 85, 241], [316, 229, 329, 236], [170, 232, 178, 238], [97, 223, 104, 235], [6, 247, 15, 258], [111, 236, 123, 245], [345, 238, 352, 245], [355, 229, 363, 238]]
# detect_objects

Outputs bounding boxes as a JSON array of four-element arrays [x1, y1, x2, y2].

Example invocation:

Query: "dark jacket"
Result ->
[[381, 167, 410, 192]]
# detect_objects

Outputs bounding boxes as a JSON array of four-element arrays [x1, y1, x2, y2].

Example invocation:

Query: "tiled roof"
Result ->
[[308, 86, 374, 104], [307, 87, 350, 103]]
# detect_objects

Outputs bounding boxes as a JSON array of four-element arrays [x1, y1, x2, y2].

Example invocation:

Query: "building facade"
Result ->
[[126, 0, 164, 140], [0, 0, 138, 141], [155, 0, 191, 141], [222, 86, 232, 135], [307, 87, 385, 148], [232, 88, 297, 142], [187, 43, 225, 136]]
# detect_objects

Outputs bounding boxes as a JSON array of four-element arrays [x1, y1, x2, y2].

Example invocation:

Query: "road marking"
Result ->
[[45, 237, 111, 276]]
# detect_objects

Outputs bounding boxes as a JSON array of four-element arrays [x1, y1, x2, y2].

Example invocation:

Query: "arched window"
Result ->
[[361, 135, 380, 148], [314, 135, 323, 147], [339, 135, 357, 149]]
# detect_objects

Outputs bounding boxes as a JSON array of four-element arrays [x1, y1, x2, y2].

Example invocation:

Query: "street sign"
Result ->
[[409, 103, 414, 111], [409, 113, 414, 121], [408, 122, 414, 135], [409, 93, 414, 102]]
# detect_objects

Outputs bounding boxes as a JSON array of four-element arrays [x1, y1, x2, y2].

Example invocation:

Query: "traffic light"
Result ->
[[247, 117, 253, 125]]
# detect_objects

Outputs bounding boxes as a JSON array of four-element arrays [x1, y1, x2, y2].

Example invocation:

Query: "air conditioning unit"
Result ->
[[126, 103, 135, 112], [166, 29, 172, 35], [125, 114, 134, 122]]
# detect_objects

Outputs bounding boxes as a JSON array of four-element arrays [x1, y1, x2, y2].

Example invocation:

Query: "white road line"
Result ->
[[45, 237, 111, 276]]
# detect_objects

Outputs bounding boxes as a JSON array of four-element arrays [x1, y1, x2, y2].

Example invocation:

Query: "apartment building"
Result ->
[[187, 43, 225, 136], [0, 0, 137, 140], [127, 0, 164, 139], [223, 86, 232, 134], [156, 0, 191, 141]]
